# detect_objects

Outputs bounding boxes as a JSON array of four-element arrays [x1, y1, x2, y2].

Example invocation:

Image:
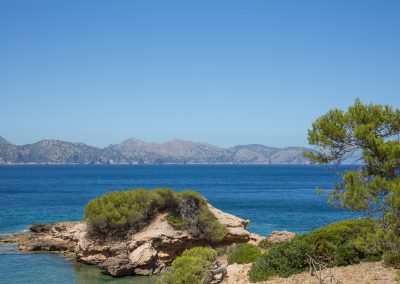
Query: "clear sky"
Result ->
[[1, 0, 399, 148]]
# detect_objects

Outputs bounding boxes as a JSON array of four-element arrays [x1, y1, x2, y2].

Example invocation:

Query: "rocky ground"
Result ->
[[222, 262, 398, 284], [220, 230, 398, 284]]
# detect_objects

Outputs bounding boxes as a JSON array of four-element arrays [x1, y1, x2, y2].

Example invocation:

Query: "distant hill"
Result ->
[[0, 136, 11, 144], [0, 137, 314, 164]]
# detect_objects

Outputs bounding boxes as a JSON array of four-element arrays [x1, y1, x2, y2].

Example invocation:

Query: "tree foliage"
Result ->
[[304, 99, 400, 266], [304, 99, 400, 212], [227, 243, 262, 264]]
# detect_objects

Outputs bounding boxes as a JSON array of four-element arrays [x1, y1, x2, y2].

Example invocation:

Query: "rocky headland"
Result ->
[[0, 203, 259, 280]]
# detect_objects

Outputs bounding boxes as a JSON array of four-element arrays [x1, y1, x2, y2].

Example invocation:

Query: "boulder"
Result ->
[[29, 224, 52, 233], [99, 255, 133, 277], [266, 230, 296, 243], [129, 242, 157, 267]]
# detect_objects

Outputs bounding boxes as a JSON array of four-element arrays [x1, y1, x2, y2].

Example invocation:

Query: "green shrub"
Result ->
[[196, 205, 229, 242], [384, 251, 400, 269], [167, 215, 189, 231], [84, 189, 163, 236], [299, 218, 382, 266], [258, 239, 274, 250], [214, 246, 229, 256], [249, 238, 312, 282], [249, 218, 383, 282], [228, 243, 262, 264], [381, 228, 400, 268], [181, 246, 218, 262], [169, 190, 228, 242], [84, 188, 228, 241], [156, 247, 217, 284]]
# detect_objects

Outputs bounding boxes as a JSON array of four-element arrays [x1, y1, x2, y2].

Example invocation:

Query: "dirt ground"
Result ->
[[222, 261, 399, 284]]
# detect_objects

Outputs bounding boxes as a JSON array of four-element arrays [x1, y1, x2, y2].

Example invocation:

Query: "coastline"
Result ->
[[0, 164, 362, 283], [0, 202, 256, 279]]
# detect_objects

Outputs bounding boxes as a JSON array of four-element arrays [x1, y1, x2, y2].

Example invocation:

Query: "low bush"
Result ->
[[84, 189, 163, 236], [249, 218, 382, 282], [181, 246, 218, 261], [249, 238, 312, 282], [167, 215, 189, 231], [228, 243, 262, 264], [384, 250, 400, 269], [258, 239, 274, 250], [196, 204, 229, 242], [84, 188, 228, 241], [299, 218, 382, 266], [215, 246, 229, 256], [381, 229, 400, 268], [168, 190, 228, 242], [156, 247, 217, 284]]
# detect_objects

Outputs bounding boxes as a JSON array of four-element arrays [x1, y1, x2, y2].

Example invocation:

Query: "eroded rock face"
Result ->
[[207, 204, 250, 243], [99, 255, 134, 277], [0, 203, 251, 278]]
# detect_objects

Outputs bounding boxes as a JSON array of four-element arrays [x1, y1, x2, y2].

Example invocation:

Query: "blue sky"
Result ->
[[1, 0, 399, 148]]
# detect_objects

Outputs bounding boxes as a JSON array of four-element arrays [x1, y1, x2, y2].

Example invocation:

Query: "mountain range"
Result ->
[[0, 136, 314, 164]]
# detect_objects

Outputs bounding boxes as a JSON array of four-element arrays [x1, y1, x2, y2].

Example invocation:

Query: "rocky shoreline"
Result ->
[[0, 204, 262, 281]]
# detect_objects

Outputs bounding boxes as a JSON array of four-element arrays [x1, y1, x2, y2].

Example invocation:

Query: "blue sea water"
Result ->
[[0, 165, 359, 283]]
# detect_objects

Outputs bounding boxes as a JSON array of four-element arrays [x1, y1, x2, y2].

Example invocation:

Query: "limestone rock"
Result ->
[[129, 242, 157, 267], [223, 263, 252, 284], [248, 233, 264, 245], [207, 204, 250, 242], [266, 230, 296, 244], [99, 255, 133, 277]]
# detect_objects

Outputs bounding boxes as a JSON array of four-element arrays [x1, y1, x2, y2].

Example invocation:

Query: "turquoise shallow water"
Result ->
[[0, 243, 153, 284], [0, 165, 359, 283]]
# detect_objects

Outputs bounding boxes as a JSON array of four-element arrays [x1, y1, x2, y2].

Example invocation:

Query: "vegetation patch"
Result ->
[[227, 243, 262, 264], [167, 215, 189, 231], [249, 238, 312, 282], [249, 218, 383, 282], [299, 218, 383, 265], [84, 188, 228, 241], [155, 246, 217, 284], [258, 239, 275, 250]]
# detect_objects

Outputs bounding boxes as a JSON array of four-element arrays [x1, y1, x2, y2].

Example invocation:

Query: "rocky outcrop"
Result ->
[[223, 263, 252, 284], [0, 204, 251, 278], [266, 230, 296, 244]]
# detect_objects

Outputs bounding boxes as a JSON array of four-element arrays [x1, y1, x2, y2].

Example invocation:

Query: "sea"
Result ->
[[0, 164, 359, 283]]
